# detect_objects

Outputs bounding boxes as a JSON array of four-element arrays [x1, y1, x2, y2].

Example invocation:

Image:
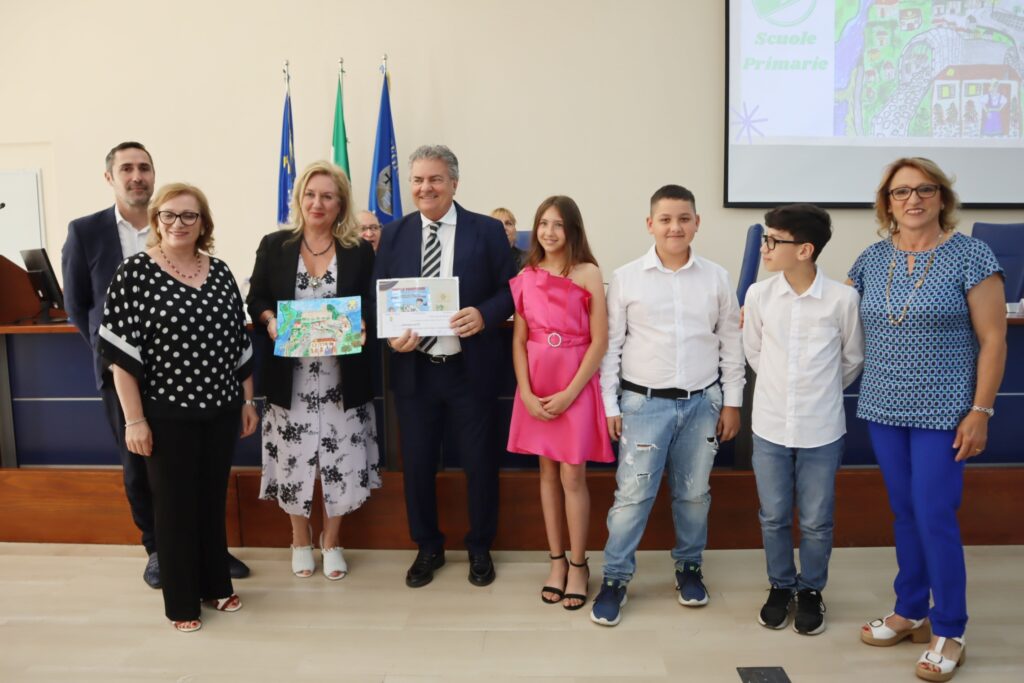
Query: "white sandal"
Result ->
[[915, 636, 965, 682], [291, 525, 315, 577], [320, 532, 348, 581], [861, 612, 931, 646]]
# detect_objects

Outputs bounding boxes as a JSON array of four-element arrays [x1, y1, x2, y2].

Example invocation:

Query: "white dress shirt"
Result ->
[[420, 203, 461, 356], [600, 246, 745, 416], [114, 205, 150, 259], [742, 268, 864, 449]]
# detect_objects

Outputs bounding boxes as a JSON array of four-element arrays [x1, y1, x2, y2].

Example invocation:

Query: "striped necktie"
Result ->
[[417, 221, 442, 353]]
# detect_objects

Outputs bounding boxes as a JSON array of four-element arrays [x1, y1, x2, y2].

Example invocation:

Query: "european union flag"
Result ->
[[277, 90, 296, 225], [369, 68, 401, 224]]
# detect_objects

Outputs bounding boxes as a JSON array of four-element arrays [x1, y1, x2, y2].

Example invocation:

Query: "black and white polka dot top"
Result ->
[[98, 252, 254, 419]]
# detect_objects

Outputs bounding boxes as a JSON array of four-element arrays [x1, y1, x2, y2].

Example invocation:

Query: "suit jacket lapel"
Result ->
[[452, 202, 476, 278], [278, 235, 302, 301], [396, 215, 423, 278], [103, 207, 125, 263]]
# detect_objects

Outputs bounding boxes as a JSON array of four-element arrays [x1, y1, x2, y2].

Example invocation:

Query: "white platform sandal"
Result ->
[[915, 636, 965, 682], [320, 532, 348, 580], [861, 612, 931, 646], [291, 525, 315, 578]]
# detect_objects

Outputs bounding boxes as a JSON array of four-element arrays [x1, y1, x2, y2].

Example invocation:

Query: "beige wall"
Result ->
[[1, 0, 1019, 288]]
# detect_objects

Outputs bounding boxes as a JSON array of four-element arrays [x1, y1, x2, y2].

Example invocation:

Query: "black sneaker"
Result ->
[[793, 589, 826, 635], [758, 586, 794, 629]]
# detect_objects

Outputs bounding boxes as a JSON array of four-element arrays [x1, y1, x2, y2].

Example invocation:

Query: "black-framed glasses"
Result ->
[[888, 184, 939, 201], [361, 224, 382, 232], [762, 234, 803, 251], [156, 210, 200, 226]]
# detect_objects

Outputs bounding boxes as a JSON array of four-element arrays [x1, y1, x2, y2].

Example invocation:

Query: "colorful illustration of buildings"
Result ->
[[930, 64, 1021, 137]]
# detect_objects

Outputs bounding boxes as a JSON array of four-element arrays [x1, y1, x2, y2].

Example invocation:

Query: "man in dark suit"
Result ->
[[61, 142, 250, 587], [373, 145, 516, 588]]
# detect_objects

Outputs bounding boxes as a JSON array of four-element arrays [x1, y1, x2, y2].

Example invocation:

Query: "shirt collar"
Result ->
[[114, 204, 150, 233], [778, 266, 824, 299], [641, 244, 699, 273], [420, 203, 458, 230]]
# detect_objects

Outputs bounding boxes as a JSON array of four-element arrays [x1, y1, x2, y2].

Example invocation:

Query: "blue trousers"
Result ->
[[751, 434, 843, 592], [601, 385, 722, 583], [868, 421, 967, 637]]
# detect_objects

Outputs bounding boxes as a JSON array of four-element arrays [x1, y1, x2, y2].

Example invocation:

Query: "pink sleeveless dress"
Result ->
[[507, 268, 614, 464]]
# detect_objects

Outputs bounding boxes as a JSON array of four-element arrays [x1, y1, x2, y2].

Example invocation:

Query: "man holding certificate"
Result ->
[[373, 145, 517, 588]]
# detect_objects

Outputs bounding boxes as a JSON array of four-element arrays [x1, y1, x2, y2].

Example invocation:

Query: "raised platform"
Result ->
[[2, 467, 1021, 549]]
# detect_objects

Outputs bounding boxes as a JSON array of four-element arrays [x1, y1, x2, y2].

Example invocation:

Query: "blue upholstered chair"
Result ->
[[515, 230, 531, 251], [736, 223, 764, 306], [971, 222, 1024, 301]]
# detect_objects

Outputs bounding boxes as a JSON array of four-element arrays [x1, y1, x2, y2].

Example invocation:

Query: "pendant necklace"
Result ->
[[884, 233, 943, 326]]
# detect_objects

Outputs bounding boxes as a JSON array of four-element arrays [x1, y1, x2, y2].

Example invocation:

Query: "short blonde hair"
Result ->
[[147, 183, 215, 253], [286, 161, 361, 248], [491, 207, 516, 225], [874, 157, 960, 237]]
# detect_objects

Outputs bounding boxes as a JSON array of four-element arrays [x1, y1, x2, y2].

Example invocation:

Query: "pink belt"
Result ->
[[528, 329, 590, 348]]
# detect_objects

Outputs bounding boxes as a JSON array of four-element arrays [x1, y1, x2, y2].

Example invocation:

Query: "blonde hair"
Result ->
[[147, 183, 215, 253], [491, 207, 516, 225], [286, 161, 361, 248], [874, 157, 960, 237]]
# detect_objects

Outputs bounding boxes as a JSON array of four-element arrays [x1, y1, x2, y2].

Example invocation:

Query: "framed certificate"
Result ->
[[376, 277, 459, 339]]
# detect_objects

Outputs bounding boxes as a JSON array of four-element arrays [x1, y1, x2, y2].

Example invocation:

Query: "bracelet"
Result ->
[[125, 417, 147, 427], [970, 405, 995, 418], [243, 399, 257, 407]]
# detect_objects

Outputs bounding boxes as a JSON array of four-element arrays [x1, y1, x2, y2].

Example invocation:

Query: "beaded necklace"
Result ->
[[158, 245, 202, 280]]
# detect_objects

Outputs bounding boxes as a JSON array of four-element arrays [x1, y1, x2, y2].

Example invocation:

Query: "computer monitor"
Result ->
[[20, 248, 67, 323]]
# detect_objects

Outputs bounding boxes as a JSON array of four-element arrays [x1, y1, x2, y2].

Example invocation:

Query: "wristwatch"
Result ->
[[970, 405, 995, 418]]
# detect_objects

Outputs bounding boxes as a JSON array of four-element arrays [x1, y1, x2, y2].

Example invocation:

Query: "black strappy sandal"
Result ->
[[541, 553, 568, 604], [562, 557, 590, 611]]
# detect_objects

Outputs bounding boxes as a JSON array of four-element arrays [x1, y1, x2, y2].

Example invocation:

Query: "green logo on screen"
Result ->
[[752, 0, 816, 27]]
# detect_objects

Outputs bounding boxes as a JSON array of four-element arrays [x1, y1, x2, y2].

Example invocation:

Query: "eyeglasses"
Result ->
[[888, 184, 939, 201], [361, 224, 382, 233], [156, 210, 200, 226], [762, 234, 803, 251]]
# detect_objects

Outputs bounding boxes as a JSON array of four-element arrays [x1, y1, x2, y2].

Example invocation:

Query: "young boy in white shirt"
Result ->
[[590, 185, 745, 627], [742, 203, 864, 635]]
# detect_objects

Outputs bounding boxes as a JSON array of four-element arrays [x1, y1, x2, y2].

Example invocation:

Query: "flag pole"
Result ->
[[283, 59, 291, 92]]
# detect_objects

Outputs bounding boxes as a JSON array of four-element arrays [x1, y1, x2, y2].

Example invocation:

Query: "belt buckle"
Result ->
[[547, 332, 562, 348], [428, 354, 447, 364]]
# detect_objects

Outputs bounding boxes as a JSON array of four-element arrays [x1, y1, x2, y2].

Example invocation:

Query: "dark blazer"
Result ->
[[246, 230, 377, 411], [372, 202, 516, 398], [61, 206, 125, 390]]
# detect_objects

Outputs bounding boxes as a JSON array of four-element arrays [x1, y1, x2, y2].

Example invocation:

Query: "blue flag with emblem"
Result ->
[[369, 65, 401, 224], [277, 89, 296, 225]]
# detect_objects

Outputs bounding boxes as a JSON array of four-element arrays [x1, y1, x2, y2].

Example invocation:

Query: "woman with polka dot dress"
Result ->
[[849, 158, 1006, 682], [98, 183, 260, 632], [247, 161, 381, 581]]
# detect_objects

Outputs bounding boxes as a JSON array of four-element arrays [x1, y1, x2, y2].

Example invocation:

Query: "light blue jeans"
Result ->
[[601, 385, 722, 583], [751, 434, 844, 592]]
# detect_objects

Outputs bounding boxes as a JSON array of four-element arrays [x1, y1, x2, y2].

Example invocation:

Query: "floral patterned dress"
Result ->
[[259, 254, 381, 517]]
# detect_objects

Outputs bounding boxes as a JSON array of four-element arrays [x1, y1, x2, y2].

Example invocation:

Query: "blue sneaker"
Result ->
[[675, 563, 708, 606], [590, 579, 628, 626]]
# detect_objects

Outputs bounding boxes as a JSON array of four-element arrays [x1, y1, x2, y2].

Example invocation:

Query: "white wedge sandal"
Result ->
[[915, 636, 965, 682], [320, 532, 348, 581], [861, 612, 931, 646]]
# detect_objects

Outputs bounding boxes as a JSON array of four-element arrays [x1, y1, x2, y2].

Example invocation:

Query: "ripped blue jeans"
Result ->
[[600, 385, 722, 583]]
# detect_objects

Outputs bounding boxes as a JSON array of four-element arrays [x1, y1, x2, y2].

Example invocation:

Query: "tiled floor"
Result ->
[[1, 543, 1020, 682]]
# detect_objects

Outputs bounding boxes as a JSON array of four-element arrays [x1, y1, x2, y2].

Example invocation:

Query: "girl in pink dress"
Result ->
[[507, 195, 614, 610]]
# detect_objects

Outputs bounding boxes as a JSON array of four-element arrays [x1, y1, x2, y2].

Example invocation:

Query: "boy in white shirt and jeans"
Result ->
[[742, 203, 864, 635], [591, 185, 745, 627]]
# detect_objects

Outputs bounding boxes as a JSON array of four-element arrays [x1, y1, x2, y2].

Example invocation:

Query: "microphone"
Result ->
[[0, 202, 6, 209]]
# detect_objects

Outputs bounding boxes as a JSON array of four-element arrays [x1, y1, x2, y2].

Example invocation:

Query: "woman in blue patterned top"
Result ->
[[849, 158, 1005, 682]]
